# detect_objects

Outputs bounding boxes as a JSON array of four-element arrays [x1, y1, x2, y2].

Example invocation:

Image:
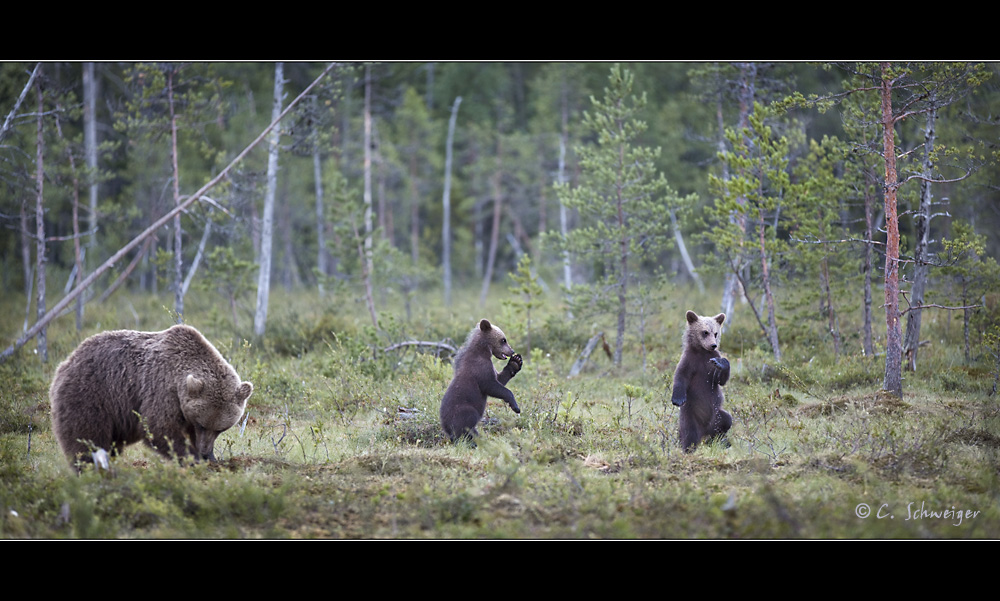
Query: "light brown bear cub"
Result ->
[[49, 324, 253, 470], [440, 319, 522, 445], [671, 311, 732, 452]]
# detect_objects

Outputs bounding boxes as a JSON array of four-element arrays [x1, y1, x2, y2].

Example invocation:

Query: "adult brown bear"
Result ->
[[49, 325, 253, 469]]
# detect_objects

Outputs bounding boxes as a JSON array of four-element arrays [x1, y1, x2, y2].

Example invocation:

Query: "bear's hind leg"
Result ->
[[706, 408, 733, 448]]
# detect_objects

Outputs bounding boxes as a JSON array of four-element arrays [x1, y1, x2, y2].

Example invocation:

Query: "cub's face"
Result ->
[[480, 319, 515, 361], [687, 310, 725, 352]]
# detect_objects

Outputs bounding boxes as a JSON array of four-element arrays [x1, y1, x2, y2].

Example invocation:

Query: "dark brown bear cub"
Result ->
[[49, 324, 253, 470], [671, 311, 732, 452], [440, 319, 522, 445]]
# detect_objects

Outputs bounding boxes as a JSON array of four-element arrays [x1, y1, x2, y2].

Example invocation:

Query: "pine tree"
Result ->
[[555, 65, 678, 367]]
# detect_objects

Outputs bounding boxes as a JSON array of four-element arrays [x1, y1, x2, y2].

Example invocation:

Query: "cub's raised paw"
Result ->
[[709, 357, 730, 371], [507, 353, 523, 375]]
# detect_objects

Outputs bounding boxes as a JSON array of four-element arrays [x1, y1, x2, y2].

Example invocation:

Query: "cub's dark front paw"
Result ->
[[709, 357, 730, 371], [509, 398, 521, 414], [507, 353, 523, 375], [671, 396, 686, 407]]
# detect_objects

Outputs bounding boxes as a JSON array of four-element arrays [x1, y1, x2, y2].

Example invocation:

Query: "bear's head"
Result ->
[[479, 318, 515, 361], [179, 371, 253, 462], [686, 310, 725, 353]]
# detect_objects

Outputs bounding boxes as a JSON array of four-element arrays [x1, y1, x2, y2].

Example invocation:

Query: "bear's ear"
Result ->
[[480, 319, 492, 332], [686, 311, 699, 324], [186, 374, 204, 395], [713, 313, 726, 326], [237, 382, 253, 402]]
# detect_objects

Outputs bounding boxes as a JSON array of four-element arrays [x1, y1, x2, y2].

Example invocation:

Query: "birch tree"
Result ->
[[442, 96, 461, 307], [254, 62, 284, 337]]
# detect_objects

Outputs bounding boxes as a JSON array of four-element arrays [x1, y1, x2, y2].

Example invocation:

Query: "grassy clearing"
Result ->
[[1, 284, 998, 539]]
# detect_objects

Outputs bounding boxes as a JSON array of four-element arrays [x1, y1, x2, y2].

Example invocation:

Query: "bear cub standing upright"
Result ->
[[671, 310, 732, 452], [49, 324, 253, 469], [440, 319, 522, 445]]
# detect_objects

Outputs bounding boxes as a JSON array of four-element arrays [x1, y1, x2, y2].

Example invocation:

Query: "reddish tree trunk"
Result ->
[[880, 63, 903, 397]]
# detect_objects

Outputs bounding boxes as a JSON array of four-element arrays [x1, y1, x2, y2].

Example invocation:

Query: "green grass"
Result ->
[[1, 283, 998, 539]]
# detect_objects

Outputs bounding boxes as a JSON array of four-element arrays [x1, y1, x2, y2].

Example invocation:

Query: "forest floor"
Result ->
[[1, 285, 998, 539]]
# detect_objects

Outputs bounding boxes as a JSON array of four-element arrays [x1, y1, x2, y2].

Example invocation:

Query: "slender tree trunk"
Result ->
[[614, 117, 627, 367], [34, 76, 47, 362], [442, 96, 461, 306], [168, 68, 184, 321], [82, 62, 99, 327], [408, 129, 420, 266], [181, 212, 212, 297], [313, 95, 327, 297], [862, 178, 875, 357], [759, 220, 781, 361], [558, 75, 573, 297], [820, 253, 841, 357], [363, 64, 374, 280], [669, 208, 704, 293], [880, 63, 903, 397], [84, 63, 98, 274], [479, 135, 504, 307], [904, 100, 937, 371], [254, 62, 284, 337]]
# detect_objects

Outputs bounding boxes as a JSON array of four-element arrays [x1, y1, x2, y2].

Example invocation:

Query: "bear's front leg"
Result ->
[[671, 372, 689, 407], [708, 357, 730, 387]]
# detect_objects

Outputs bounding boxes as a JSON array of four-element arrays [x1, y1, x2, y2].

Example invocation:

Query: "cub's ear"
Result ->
[[480, 319, 492, 332], [186, 374, 204, 395], [686, 311, 699, 324], [713, 313, 726, 326], [237, 382, 253, 402]]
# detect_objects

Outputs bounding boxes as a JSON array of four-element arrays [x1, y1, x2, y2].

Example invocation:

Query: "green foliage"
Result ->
[[502, 255, 545, 352], [553, 64, 681, 365]]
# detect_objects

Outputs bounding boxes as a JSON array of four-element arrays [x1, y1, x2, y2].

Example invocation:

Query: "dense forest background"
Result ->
[[2, 62, 999, 394]]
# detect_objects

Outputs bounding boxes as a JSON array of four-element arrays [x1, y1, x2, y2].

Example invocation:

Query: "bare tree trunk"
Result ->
[[408, 128, 420, 266], [84, 62, 98, 270], [34, 75, 47, 362], [862, 178, 875, 357], [352, 219, 378, 330], [669, 208, 704, 293], [168, 68, 184, 321], [758, 220, 781, 362], [313, 95, 327, 297], [363, 64, 374, 280], [181, 211, 212, 297], [614, 118, 627, 368], [880, 63, 903, 398], [442, 96, 461, 306], [254, 62, 284, 338], [558, 80, 573, 295], [479, 135, 503, 307], [904, 100, 937, 371]]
